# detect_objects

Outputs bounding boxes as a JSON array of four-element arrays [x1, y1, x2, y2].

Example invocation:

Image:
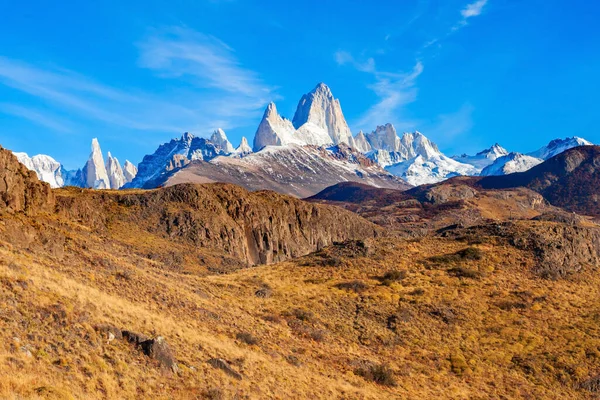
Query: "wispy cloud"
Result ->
[[356, 61, 423, 130], [334, 51, 375, 73], [461, 0, 488, 18], [0, 27, 276, 138], [0, 103, 72, 133], [138, 27, 274, 98], [453, 0, 489, 31], [335, 49, 423, 130]]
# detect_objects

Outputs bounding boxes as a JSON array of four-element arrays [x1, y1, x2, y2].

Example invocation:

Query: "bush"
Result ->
[[291, 308, 314, 321], [335, 280, 368, 293], [447, 267, 481, 279], [236, 332, 259, 345], [380, 270, 407, 286], [354, 362, 397, 386], [429, 247, 484, 265]]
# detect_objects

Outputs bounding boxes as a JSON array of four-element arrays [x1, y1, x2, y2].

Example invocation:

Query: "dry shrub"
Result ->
[[354, 361, 397, 386], [380, 270, 407, 286], [335, 280, 368, 293], [236, 332, 259, 345], [447, 267, 481, 279]]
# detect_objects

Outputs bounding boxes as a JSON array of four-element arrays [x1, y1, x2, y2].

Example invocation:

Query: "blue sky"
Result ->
[[0, 0, 598, 169]]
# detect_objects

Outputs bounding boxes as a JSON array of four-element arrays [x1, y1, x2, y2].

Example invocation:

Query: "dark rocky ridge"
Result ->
[[0, 146, 54, 214], [56, 183, 382, 265]]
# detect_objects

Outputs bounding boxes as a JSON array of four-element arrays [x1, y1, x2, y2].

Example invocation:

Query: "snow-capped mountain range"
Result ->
[[10, 83, 596, 193]]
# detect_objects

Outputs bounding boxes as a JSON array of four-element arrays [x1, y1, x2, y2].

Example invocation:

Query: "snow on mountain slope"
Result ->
[[128, 132, 223, 188], [233, 136, 253, 157], [386, 154, 478, 186], [366, 124, 403, 153], [480, 153, 543, 176], [527, 137, 593, 160], [210, 128, 235, 154], [13, 152, 64, 188], [148, 144, 411, 197], [452, 143, 509, 171]]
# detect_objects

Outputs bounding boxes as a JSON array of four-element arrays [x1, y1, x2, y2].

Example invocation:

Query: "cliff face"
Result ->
[[0, 146, 55, 214], [56, 183, 382, 265]]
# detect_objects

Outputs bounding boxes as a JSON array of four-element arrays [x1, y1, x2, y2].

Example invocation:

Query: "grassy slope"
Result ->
[[2, 208, 600, 399]]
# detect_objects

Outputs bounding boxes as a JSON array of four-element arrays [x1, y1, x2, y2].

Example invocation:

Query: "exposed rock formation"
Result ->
[[353, 131, 372, 153], [253, 102, 301, 151], [233, 136, 253, 157], [0, 146, 55, 214], [210, 128, 235, 154], [292, 83, 353, 146], [123, 160, 138, 183], [106, 152, 126, 189], [83, 138, 110, 189], [56, 183, 382, 265]]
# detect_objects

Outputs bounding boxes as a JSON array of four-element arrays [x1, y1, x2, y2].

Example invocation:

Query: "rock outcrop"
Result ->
[[0, 146, 55, 214], [106, 152, 126, 189], [210, 128, 235, 154], [292, 83, 353, 146], [56, 182, 383, 265], [123, 160, 138, 184], [83, 138, 110, 189], [253, 102, 302, 151]]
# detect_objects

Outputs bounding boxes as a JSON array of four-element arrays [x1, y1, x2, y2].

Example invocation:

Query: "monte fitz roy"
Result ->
[[13, 83, 593, 194]]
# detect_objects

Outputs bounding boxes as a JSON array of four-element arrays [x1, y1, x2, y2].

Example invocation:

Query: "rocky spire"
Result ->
[[210, 128, 235, 154], [366, 124, 402, 153], [253, 102, 301, 151], [292, 83, 353, 146], [106, 152, 126, 189], [353, 131, 372, 153], [234, 137, 253, 156], [83, 138, 110, 189], [123, 160, 138, 183]]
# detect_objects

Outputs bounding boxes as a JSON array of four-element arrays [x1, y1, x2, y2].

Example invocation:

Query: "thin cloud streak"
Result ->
[[0, 103, 73, 133], [0, 27, 278, 137]]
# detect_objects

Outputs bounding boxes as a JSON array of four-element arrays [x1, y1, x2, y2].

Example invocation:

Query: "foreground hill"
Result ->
[[309, 180, 557, 234], [4, 145, 600, 398]]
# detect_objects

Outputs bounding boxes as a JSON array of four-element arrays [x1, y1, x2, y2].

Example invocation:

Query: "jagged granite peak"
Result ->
[[401, 131, 441, 159], [123, 160, 138, 183], [480, 152, 543, 176], [353, 131, 372, 153], [453, 143, 510, 171], [253, 102, 302, 151], [106, 152, 126, 189], [292, 83, 353, 146], [366, 124, 403, 153], [83, 138, 110, 189], [527, 136, 593, 160], [233, 136, 253, 157], [127, 132, 223, 188], [210, 128, 235, 154], [13, 152, 64, 188]]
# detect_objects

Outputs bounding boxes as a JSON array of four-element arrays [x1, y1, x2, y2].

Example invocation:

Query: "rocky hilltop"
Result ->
[[57, 183, 381, 265], [0, 146, 54, 214]]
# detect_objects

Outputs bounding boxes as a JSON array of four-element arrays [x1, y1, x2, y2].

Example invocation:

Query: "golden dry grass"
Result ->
[[1, 206, 600, 399]]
